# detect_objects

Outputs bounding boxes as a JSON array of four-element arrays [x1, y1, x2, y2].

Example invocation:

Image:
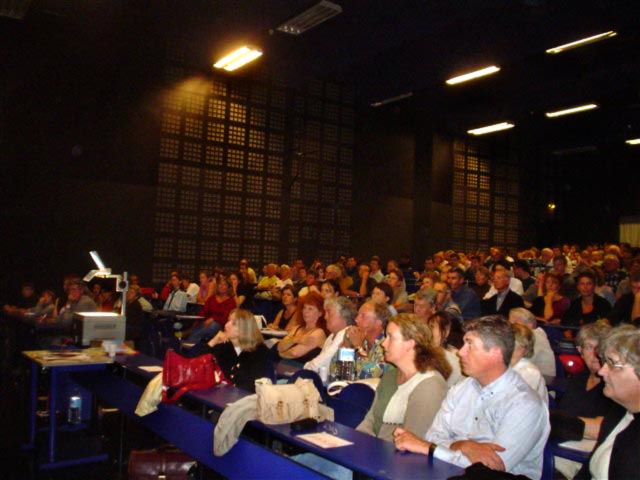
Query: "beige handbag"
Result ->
[[255, 378, 321, 425]]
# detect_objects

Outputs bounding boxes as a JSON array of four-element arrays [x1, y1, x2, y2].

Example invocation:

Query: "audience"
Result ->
[[187, 308, 269, 393], [359, 313, 451, 440], [607, 270, 640, 326], [343, 301, 389, 379], [163, 273, 189, 312], [266, 285, 298, 332], [481, 268, 524, 316], [188, 275, 236, 343], [574, 325, 639, 480], [276, 291, 327, 363], [551, 323, 613, 479], [530, 272, 570, 324], [562, 270, 611, 327], [393, 315, 550, 479], [305, 296, 357, 373], [509, 308, 556, 376], [510, 323, 548, 405], [426, 311, 464, 386], [448, 268, 481, 320]]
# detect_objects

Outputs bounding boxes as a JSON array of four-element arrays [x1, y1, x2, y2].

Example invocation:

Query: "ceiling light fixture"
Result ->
[[467, 122, 514, 136], [213, 47, 262, 71], [276, 0, 342, 35], [626, 138, 640, 145], [446, 66, 501, 85], [546, 31, 617, 54], [545, 103, 598, 118]]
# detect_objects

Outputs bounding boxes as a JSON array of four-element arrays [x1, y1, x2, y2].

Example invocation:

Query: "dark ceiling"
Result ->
[[3, 0, 640, 152]]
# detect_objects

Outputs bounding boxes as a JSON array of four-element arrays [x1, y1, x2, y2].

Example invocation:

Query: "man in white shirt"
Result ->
[[304, 297, 356, 373], [483, 263, 524, 299], [181, 275, 200, 303], [394, 315, 549, 479]]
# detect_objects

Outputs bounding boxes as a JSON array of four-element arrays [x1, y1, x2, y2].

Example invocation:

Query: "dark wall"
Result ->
[[351, 108, 416, 261], [1, 11, 164, 295]]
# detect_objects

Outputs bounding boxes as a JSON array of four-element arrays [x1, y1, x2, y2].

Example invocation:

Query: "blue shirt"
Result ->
[[163, 289, 188, 312], [450, 285, 481, 319], [425, 368, 550, 479]]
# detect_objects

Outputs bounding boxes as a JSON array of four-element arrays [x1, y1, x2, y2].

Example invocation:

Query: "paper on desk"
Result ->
[[139, 366, 163, 372], [559, 439, 596, 452], [296, 432, 353, 449]]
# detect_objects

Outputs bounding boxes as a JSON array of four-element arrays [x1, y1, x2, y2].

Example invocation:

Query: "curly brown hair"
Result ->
[[390, 313, 452, 380]]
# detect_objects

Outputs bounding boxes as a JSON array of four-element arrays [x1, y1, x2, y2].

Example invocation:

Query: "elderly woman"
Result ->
[[276, 291, 327, 363], [530, 272, 570, 324], [187, 308, 269, 393], [574, 326, 640, 480], [426, 311, 464, 386], [358, 313, 451, 441], [510, 324, 548, 405]]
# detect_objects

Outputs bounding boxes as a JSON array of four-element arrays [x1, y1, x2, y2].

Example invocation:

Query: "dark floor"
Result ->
[[0, 320, 218, 480]]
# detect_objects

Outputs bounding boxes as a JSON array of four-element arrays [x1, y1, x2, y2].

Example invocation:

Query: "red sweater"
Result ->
[[199, 296, 236, 327]]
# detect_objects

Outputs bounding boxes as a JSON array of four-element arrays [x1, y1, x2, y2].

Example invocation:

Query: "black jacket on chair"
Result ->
[[574, 404, 640, 480], [481, 290, 524, 317]]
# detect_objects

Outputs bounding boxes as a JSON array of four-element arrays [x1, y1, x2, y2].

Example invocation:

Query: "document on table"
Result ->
[[139, 366, 163, 372], [296, 432, 353, 449]]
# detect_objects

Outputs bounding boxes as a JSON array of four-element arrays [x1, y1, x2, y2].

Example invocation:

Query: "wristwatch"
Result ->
[[428, 443, 438, 459]]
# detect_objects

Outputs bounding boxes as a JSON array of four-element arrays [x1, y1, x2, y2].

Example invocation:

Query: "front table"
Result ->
[[22, 349, 112, 470]]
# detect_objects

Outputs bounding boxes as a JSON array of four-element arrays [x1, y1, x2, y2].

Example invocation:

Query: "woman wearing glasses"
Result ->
[[575, 325, 640, 480]]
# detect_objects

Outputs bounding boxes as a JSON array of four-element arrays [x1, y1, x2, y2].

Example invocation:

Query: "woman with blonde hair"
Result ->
[[510, 323, 548, 405], [359, 313, 451, 442], [187, 308, 269, 393]]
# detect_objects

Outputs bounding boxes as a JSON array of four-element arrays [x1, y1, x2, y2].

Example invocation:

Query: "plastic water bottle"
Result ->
[[68, 395, 82, 424]]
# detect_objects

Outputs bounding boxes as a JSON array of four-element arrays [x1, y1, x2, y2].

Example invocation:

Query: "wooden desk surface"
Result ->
[[23, 348, 115, 367]]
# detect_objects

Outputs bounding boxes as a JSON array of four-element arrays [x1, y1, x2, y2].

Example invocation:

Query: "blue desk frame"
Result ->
[[24, 359, 109, 470]]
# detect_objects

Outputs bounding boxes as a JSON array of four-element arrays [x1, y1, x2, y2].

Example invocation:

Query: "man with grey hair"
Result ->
[[394, 315, 550, 479], [57, 279, 97, 327], [413, 288, 437, 321], [344, 301, 390, 379], [509, 308, 555, 376], [303, 297, 357, 373]]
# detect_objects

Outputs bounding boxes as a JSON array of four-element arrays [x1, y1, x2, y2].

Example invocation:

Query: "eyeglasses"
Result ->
[[599, 355, 628, 370]]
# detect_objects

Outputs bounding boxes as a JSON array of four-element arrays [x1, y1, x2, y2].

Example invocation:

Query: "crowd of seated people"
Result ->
[[3, 242, 639, 479]]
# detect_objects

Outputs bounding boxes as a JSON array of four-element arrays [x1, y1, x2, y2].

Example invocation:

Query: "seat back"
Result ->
[[328, 383, 375, 428], [287, 369, 328, 404]]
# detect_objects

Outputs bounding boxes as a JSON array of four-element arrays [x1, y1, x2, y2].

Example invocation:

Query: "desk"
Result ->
[[22, 349, 112, 470], [110, 354, 463, 479]]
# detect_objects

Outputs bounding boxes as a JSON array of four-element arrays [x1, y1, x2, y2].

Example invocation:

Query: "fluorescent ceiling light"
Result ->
[[213, 47, 262, 71], [467, 122, 514, 136], [545, 103, 598, 118], [277, 0, 342, 35], [446, 66, 500, 85], [626, 138, 640, 145], [546, 31, 617, 54]]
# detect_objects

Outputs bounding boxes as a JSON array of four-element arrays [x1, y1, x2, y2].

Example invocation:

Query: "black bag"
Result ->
[[128, 445, 196, 480]]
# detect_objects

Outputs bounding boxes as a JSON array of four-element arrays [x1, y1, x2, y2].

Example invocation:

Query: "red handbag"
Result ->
[[161, 349, 228, 404]]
